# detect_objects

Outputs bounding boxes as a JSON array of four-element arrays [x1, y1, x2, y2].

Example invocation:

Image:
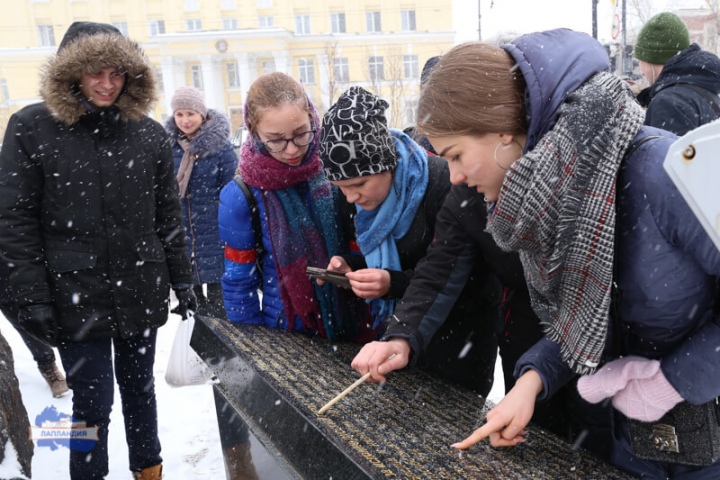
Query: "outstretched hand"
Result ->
[[351, 338, 411, 383], [452, 370, 542, 449]]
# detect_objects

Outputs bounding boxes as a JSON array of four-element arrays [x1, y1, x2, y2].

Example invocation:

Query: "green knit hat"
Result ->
[[634, 12, 690, 64]]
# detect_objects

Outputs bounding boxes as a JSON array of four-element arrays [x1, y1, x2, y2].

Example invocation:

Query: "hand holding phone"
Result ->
[[306, 266, 352, 289]]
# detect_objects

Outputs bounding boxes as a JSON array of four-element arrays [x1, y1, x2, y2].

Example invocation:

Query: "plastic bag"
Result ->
[[165, 314, 215, 387]]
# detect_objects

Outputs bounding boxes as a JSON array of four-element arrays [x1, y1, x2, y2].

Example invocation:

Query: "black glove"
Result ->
[[171, 284, 197, 320], [17, 304, 58, 347]]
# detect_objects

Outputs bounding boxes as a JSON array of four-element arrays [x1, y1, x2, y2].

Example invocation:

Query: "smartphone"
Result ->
[[306, 266, 352, 289]]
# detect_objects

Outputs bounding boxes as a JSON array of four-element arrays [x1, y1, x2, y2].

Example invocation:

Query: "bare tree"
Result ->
[[384, 47, 407, 129], [322, 40, 347, 111]]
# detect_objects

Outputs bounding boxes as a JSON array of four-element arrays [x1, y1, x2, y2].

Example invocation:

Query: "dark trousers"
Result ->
[[0, 302, 55, 365], [58, 329, 162, 479]]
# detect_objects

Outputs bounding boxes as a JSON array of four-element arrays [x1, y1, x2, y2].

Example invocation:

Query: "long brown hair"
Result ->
[[244, 72, 310, 133], [417, 41, 528, 138]]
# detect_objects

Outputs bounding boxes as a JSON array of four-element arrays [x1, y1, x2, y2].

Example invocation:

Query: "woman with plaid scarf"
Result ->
[[417, 29, 720, 478]]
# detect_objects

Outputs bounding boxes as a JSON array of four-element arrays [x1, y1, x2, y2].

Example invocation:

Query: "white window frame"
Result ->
[[295, 14, 311, 35], [330, 12, 346, 34], [0, 78, 9, 102], [262, 60, 276, 74], [258, 15, 274, 28], [155, 68, 164, 94], [401, 10, 416, 31], [366, 11, 381, 33], [222, 18, 238, 30], [333, 58, 349, 83], [298, 58, 315, 84], [184, 0, 200, 11], [220, 0, 237, 9], [186, 18, 202, 31], [148, 20, 166, 36], [191, 65, 204, 89], [37, 24, 55, 46], [368, 56, 384, 81], [403, 55, 419, 79], [112, 21, 129, 37], [227, 62, 240, 88]]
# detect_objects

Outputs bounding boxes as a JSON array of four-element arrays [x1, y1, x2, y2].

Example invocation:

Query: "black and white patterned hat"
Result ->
[[320, 87, 397, 181]]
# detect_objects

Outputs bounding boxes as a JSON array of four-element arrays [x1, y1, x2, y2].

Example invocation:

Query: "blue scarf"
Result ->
[[355, 129, 429, 328]]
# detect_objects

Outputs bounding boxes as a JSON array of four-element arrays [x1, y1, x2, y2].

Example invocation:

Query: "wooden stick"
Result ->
[[317, 372, 372, 415]]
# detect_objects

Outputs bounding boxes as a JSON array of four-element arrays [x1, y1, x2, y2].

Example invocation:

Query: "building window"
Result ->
[[184, 0, 199, 10], [401, 10, 416, 31], [148, 20, 166, 36], [227, 63, 240, 88], [256, 0, 271, 7], [0, 79, 9, 102], [330, 12, 346, 34], [405, 99, 418, 126], [295, 14, 311, 35], [112, 21, 129, 37], [262, 60, 275, 74], [37, 24, 55, 46], [368, 56, 384, 81], [403, 55, 419, 79], [298, 58, 315, 84], [191, 65, 203, 89], [186, 19, 202, 31], [366, 11, 381, 33], [333, 58, 349, 83], [155, 68, 164, 94], [222, 18, 238, 30], [220, 0, 236, 9], [258, 15, 274, 28]]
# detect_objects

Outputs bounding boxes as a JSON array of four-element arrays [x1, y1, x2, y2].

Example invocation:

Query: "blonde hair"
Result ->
[[244, 72, 310, 133], [417, 41, 528, 138]]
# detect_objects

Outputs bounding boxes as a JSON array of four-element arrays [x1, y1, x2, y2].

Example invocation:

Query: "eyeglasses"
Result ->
[[262, 130, 315, 153]]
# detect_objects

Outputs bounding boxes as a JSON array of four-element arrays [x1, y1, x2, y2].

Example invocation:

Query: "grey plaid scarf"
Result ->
[[487, 72, 645, 375]]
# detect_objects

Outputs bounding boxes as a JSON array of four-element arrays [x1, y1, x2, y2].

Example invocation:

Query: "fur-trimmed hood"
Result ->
[[40, 31, 156, 126], [164, 109, 232, 158]]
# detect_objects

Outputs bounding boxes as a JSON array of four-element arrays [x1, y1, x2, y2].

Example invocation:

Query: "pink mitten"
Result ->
[[577, 356, 662, 404], [612, 369, 683, 422]]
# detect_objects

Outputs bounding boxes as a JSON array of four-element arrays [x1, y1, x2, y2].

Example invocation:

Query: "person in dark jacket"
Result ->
[[165, 86, 237, 318], [417, 29, 720, 479], [320, 87, 500, 396], [0, 259, 69, 398], [0, 22, 195, 480], [635, 12, 720, 135]]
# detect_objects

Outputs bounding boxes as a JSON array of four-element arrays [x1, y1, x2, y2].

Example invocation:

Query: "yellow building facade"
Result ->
[[0, 0, 455, 138]]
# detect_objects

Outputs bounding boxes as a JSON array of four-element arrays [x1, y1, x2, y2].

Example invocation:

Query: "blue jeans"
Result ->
[[58, 330, 161, 479]]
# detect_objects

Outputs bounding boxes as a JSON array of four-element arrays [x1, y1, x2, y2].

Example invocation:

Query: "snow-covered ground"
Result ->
[[0, 311, 504, 479]]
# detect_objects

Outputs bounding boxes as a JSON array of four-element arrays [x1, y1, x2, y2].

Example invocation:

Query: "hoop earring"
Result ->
[[494, 139, 523, 171], [494, 142, 510, 171]]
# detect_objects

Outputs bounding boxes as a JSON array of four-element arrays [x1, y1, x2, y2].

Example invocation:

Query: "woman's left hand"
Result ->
[[345, 268, 391, 298], [452, 370, 543, 449]]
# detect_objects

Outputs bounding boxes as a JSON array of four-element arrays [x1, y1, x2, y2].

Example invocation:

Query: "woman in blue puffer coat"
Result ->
[[218, 72, 374, 342], [165, 86, 237, 317]]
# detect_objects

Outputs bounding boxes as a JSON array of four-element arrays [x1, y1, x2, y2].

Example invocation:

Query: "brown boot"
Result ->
[[38, 361, 69, 398], [133, 464, 162, 480], [224, 443, 259, 480]]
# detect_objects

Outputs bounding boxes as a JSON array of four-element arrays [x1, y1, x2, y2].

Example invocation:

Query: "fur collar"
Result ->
[[164, 109, 232, 158], [40, 33, 156, 126]]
